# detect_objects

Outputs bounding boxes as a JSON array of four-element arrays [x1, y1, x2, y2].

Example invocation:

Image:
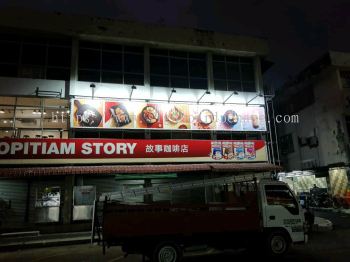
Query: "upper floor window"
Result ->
[[78, 41, 144, 85], [212, 55, 255, 92], [280, 133, 294, 155], [340, 71, 350, 88], [0, 34, 71, 81], [150, 48, 207, 89]]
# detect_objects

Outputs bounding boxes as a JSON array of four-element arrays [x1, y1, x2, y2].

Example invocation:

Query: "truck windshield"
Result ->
[[265, 185, 299, 215]]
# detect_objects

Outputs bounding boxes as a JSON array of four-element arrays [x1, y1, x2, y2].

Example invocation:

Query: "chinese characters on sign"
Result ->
[[0, 139, 267, 164]]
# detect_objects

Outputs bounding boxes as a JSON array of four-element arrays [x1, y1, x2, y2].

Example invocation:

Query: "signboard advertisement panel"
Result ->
[[0, 139, 267, 164], [71, 99, 266, 131]]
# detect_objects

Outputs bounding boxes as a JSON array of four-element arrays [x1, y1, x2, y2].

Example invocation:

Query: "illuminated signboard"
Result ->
[[0, 139, 267, 164], [71, 99, 266, 131]]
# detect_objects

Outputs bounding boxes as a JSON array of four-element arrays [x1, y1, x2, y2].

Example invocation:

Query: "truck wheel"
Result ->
[[152, 242, 182, 262], [266, 231, 289, 256]]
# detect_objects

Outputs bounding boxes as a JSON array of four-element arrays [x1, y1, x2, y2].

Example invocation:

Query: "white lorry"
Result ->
[[99, 174, 307, 261]]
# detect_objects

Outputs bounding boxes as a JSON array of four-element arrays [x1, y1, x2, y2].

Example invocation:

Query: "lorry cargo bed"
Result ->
[[102, 192, 261, 244]]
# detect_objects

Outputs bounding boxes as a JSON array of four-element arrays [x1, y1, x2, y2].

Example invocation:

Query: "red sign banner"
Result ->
[[0, 139, 267, 164]]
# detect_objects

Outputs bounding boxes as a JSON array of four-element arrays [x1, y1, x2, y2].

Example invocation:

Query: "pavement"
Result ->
[[0, 231, 91, 251], [0, 215, 334, 251]]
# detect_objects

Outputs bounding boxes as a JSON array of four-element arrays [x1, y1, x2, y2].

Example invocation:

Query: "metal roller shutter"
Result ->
[[0, 179, 28, 228]]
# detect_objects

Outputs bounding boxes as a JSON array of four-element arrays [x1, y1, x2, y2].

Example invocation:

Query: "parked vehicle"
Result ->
[[99, 178, 307, 261], [309, 187, 333, 208]]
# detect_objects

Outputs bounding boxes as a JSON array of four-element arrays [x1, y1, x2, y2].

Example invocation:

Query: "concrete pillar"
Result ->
[[62, 175, 75, 224], [254, 56, 263, 94], [207, 52, 214, 90]]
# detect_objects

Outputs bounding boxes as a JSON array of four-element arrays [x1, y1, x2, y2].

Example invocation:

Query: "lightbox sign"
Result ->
[[71, 99, 266, 131], [0, 139, 267, 164]]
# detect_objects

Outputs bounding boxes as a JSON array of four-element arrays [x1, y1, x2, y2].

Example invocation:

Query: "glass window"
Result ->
[[0, 35, 72, 80], [0, 42, 20, 63], [189, 60, 207, 78], [78, 69, 100, 82], [190, 78, 207, 89], [170, 58, 187, 76], [46, 68, 70, 81], [150, 48, 207, 89], [214, 79, 227, 91], [213, 55, 256, 92], [124, 54, 144, 73], [102, 71, 123, 84], [79, 49, 100, 69], [0, 97, 69, 138], [226, 63, 240, 80], [227, 81, 241, 91], [48, 46, 71, 67], [22, 44, 46, 66], [124, 73, 144, 85], [0, 64, 18, 77], [150, 75, 169, 87], [171, 77, 188, 89], [241, 64, 254, 81], [102, 51, 122, 71], [78, 41, 144, 85], [150, 56, 169, 75], [0, 106, 15, 131], [213, 61, 226, 79], [280, 134, 294, 155], [265, 185, 299, 215]]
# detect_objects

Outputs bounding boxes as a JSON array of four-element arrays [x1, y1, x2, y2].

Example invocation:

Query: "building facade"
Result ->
[[0, 8, 273, 233], [275, 51, 350, 172]]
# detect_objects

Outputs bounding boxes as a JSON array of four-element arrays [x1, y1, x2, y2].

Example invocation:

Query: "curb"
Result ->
[[0, 236, 92, 252]]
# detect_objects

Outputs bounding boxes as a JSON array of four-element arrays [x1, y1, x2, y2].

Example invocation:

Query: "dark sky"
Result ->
[[1, 0, 350, 89]]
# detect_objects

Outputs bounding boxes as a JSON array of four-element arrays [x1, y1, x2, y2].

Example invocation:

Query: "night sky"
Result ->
[[1, 0, 350, 89]]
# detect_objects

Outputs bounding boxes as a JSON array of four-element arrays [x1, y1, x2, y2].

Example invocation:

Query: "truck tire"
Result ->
[[152, 242, 182, 262], [266, 231, 289, 256]]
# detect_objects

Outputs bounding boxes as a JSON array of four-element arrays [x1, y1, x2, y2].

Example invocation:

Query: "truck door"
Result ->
[[263, 184, 305, 243]]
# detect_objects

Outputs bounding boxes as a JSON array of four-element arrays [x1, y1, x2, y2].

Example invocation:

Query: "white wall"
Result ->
[[0, 77, 66, 97]]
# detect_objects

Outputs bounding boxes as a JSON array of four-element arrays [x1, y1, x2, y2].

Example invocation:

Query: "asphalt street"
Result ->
[[1, 211, 349, 262]]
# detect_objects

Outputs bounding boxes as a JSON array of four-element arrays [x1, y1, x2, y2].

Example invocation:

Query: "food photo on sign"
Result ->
[[217, 106, 244, 131], [190, 105, 217, 130], [163, 104, 190, 129], [241, 107, 266, 131], [104, 101, 134, 128], [136, 103, 163, 129], [72, 99, 103, 128]]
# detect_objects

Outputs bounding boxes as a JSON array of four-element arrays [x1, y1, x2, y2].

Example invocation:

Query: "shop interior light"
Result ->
[[32, 109, 39, 115], [168, 88, 176, 103], [197, 90, 211, 104], [223, 90, 239, 104], [0, 109, 5, 114], [129, 85, 137, 101]]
